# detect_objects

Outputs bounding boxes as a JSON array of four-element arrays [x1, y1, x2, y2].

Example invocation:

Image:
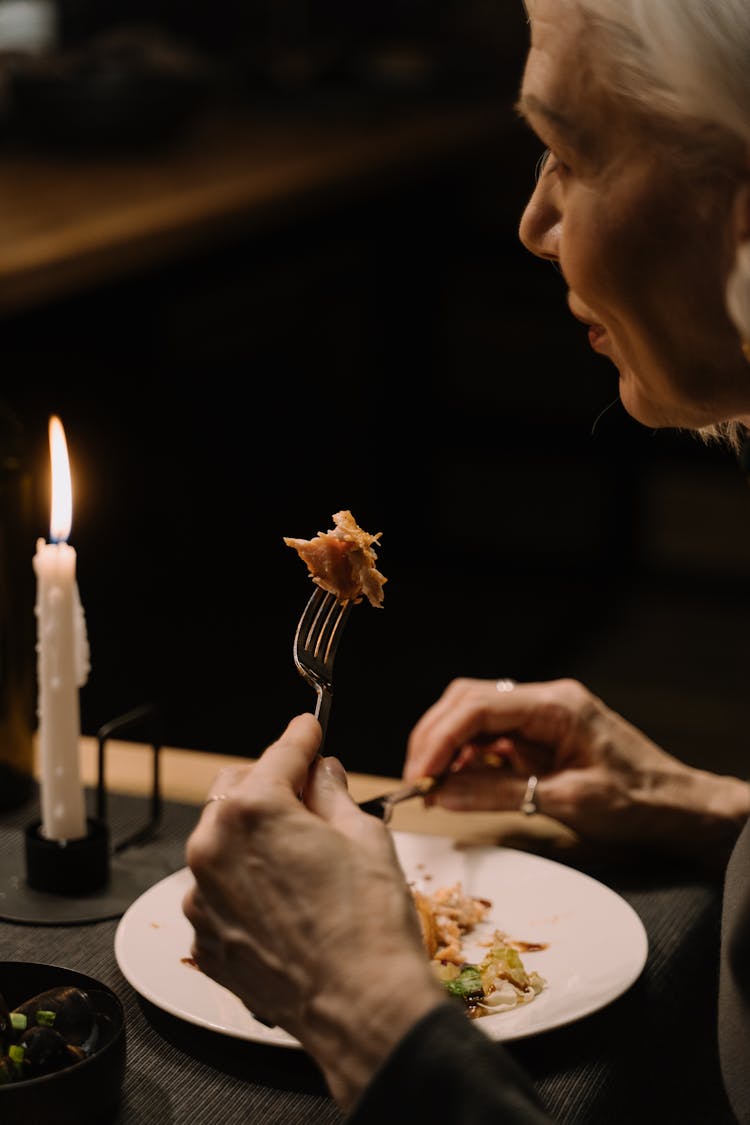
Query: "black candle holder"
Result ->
[[25, 815, 110, 894], [0, 702, 171, 925]]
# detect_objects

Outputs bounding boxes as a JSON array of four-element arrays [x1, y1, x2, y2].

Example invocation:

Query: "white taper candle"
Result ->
[[33, 416, 89, 842]]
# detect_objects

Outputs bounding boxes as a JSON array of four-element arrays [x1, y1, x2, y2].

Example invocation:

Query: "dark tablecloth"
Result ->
[[0, 791, 737, 1124]]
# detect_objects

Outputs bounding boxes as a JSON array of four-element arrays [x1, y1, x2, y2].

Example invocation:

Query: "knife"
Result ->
[[357, 776, 440, 824]]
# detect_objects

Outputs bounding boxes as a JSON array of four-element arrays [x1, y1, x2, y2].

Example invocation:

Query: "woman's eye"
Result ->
[[535, 148, 569, 182], [534, 148, 550, 181]]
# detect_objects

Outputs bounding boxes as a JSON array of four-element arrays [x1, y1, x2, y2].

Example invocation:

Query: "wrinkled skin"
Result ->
[[183, 714, 444, 1110], [403, 677, 750, 869], [518, 0, 750, 431]]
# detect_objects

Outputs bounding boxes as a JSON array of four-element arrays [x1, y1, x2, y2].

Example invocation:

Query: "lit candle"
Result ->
[[33, 415, 90, 842]]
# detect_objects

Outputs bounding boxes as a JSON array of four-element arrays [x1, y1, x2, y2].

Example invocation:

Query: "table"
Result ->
[[0, 740, 737, 1123]]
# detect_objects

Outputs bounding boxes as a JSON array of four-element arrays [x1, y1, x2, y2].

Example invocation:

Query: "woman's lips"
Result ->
[[568, 299, 608, 353]]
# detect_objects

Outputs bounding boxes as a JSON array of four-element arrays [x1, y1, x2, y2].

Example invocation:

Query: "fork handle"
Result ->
[[314, 686, 333, 752]]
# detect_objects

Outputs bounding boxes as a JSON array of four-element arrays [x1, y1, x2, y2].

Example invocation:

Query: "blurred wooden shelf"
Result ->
[[0, 99, 509, 316]]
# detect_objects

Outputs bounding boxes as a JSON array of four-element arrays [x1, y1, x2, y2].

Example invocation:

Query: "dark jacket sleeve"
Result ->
[[719, 815, 750, 1124], [346, 1001, 554, 1124]]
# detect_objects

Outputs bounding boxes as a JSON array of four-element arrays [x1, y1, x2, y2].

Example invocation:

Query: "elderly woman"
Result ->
[[182, 1, 750, 1121]]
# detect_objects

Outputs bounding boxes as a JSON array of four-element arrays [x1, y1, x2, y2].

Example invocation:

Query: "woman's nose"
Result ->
[[518, 174, 561, 263]]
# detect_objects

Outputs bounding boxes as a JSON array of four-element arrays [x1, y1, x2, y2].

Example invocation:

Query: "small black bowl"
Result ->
[[0, 962, 126, 1125]]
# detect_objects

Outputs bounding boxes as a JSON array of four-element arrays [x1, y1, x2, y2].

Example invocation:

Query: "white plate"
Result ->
[[114, 831, 648, 1048]]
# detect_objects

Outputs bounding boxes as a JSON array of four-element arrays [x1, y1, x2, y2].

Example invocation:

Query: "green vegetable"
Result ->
[[34, 1010, 56, 1027], [8, 1044, 25, 1076], [10, 1012, 27, 1031], [442, 965, 484, 1004]]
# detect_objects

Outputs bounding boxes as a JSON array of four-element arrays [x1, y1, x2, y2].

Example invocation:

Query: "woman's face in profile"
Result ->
[[517, 0, 749, 431]]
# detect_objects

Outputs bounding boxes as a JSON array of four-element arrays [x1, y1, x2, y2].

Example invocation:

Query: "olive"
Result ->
[[20, 1025, 84, 1078], [12, 986, 98, 1053]]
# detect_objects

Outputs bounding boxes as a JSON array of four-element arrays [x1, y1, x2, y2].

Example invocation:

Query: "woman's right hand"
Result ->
[[403, 677, 749, 865]]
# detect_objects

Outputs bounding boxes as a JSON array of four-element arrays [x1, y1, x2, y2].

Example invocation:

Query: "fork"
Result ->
[[292, 586, 437, 815], [292, 586, 353, 751]]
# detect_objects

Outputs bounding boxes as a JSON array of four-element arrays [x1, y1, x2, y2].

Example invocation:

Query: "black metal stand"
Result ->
[[0, 703, 169, 925]]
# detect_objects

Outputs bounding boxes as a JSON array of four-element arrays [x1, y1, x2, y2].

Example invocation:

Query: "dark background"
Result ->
[[3, 1, 750, 780]]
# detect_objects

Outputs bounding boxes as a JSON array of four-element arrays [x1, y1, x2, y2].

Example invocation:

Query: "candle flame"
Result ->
[[49, 415, 72, 543]]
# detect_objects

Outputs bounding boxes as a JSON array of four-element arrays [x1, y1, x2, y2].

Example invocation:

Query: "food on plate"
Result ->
[[437, 935, 547, 1019], [0, 985, 107, 1083], [412, 882, 547, 1019], [413, 889, 441, 960], [283, 509, 387, 607], [415, 883, 493, 964]]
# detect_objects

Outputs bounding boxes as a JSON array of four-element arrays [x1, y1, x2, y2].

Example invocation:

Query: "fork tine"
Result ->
[[293, 588, 353, 750], [293, 588, 351, 686], [299, 590, 345, 667], [293, 588, 329, 679], [319, 598, 350, 667]]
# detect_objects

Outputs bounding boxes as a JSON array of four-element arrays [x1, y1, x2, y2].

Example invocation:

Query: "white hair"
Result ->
[[576, 0, 750, 143], [574, 0, 750, 450]]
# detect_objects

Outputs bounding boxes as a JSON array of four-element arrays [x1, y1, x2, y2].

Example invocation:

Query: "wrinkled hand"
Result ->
[[182, 713, 444, 1109], [404, 677, 749, 862]]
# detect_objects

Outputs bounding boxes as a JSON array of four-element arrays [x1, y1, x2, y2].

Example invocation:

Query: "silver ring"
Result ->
[[496, 678, 516, 693], [520, 774, 538, 816]]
